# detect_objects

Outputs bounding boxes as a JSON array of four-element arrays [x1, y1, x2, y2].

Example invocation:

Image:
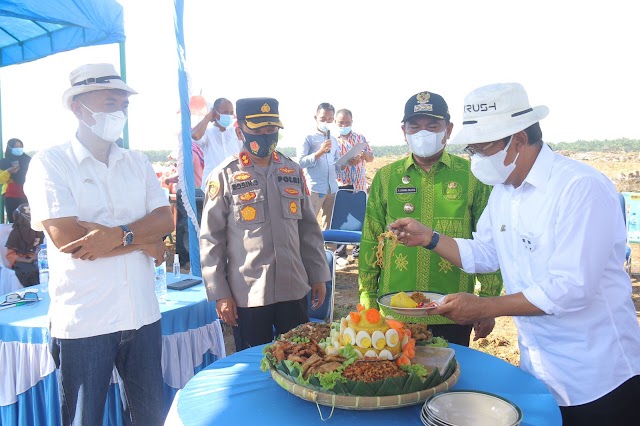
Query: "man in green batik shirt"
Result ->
[[358, 90, 502, 346]]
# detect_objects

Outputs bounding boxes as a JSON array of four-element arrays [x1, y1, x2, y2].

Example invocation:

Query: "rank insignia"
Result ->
[[240, 205, 257, 221], [272, 151, 281, 162], [289, 201, 298, 215], [239, 152, 252, 167], [239, 191, 256, 201], [285, 188, 299, 195], [250, 141, 260, 154], [261, 103, 271, 113], [234, 172, 252, 181], [416, 92, 431, 104], [279, 167, 296, 174], [207, 180, 220, 200]]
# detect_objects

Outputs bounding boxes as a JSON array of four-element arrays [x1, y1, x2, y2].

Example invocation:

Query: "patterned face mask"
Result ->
[[240, 130, 278, 158]]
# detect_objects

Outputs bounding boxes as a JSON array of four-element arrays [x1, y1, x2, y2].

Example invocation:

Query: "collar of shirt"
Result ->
[[70, 136, 123, 165], [520, 143, 553, 193], [402, 149, 451, 172]]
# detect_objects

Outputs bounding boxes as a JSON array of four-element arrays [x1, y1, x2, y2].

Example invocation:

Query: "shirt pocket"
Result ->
[[279, 185, 303, 220], [232, 188, 266, 226], [518, 226, 553, 283]]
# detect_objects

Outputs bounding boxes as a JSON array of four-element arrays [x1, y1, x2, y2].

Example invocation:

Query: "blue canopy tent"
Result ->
[[0, 0, 127, 221]]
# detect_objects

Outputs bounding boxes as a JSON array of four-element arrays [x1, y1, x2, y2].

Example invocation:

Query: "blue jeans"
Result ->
[[50, 320, 164, 426]]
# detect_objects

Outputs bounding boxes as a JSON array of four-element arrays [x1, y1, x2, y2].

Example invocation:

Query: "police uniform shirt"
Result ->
[[358, 150, 503, 325], [200, 151, 330, 307]]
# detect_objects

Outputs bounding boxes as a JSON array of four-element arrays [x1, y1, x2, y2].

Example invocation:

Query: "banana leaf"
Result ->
[[377, 376, 405, 396], [421, 367, 440, 389], [350, 381, 376, 397]]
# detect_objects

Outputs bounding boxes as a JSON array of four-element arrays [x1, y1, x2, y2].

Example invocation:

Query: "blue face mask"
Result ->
[[338, 126, 352, 136], [217, 113, 234, 129], [11, 148, 23, 156]]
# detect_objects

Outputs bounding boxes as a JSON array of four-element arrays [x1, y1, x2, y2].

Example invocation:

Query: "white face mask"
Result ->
[[470, 136, 518, 185], [406, 129, 447, 158], [80, 102, 128, 142], [317, 121, 329, 132]]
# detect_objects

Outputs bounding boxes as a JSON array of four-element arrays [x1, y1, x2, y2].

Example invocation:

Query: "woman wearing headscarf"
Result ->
[[5, 204, 44, 287], [0, 138, 31, 222]]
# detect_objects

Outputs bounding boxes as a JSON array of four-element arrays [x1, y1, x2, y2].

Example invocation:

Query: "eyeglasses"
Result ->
[[463, 142, 497, 157], [1, 291, 40, 308]]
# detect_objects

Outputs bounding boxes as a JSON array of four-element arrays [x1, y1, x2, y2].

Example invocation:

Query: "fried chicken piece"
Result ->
[[406, 323, 433, 341], [410, 292, 430, 304]]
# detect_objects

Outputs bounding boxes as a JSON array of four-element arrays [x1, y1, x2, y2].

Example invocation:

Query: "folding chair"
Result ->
[[618, 193, 632, 277], [322, 189, 367, 245], [307, 249, 336, 323]]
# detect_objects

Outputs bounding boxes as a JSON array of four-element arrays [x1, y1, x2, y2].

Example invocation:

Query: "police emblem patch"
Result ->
[[279, 167, 295, 174], [239, 191, 256, 201], [416, 92, 431, 103], [261, 103, 271, 113], [285, 188, 299, 195], [289, 201, 298, 214], [240, 205, 257, 221], [207, 180, 220, 200], [234, 172, 252, 181], [250, 141, 260, 154]]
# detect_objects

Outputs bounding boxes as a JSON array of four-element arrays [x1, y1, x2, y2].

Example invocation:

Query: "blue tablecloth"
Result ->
[[170, 344, 561, 426], [0, 275, 224, 426]]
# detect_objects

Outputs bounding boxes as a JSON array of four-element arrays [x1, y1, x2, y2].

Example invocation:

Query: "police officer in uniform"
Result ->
[[200, 97, 330, 350]]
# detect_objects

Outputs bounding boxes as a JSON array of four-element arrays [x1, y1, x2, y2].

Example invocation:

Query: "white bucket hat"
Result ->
[[62, 63, 137, 109], [450, 83, 548, 145]]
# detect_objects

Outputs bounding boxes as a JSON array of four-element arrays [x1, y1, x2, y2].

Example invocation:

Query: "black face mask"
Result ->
[[241, 130, 278, 158]]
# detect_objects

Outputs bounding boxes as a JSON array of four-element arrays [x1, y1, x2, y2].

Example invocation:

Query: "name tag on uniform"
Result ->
[[396, 187, 417, 194]]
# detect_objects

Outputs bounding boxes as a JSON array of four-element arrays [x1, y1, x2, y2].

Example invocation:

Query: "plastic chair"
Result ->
[[322, 189, 367, 245], [618, 193, 632, 277], [307, 249, 336, 323], [0, 224, 23, 294]]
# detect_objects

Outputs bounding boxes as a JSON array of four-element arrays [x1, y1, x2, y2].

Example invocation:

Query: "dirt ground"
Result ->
[[222, 150, 640, 362]]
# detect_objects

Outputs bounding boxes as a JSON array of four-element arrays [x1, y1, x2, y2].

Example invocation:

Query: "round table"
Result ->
[[168, 343, 561, 425], [0, 276, 226, 426]]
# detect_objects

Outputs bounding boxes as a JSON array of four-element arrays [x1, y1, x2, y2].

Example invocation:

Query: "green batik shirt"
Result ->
[[358, 150, 503, 325]]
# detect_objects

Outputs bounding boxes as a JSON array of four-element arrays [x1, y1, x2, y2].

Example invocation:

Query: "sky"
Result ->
[[0, 0, 639, 153]]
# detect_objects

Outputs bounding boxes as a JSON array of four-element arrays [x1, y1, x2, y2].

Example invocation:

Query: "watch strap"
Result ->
[[120, 225, 133, 246], [424, 230, 440, 250]]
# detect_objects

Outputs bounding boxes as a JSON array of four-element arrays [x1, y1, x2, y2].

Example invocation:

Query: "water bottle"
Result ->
[[154, 261, 167, 302], [173, 254, 181, 279], [37, 241, 49, 290]]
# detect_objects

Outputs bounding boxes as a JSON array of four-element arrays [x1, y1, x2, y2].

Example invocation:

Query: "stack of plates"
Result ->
[[420, 390, 523, 426]]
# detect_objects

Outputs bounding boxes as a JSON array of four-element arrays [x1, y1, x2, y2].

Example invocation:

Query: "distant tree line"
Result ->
[[137, 138, 640, 163]]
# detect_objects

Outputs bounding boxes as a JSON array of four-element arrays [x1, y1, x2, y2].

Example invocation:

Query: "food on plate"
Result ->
[[410, 291, 430, 305], [406, 323, 433, 342], [279, 322, 330, 343], [390, 291, 419, 308], [343, 358, 406, 382], [374, 230, 398, 267]]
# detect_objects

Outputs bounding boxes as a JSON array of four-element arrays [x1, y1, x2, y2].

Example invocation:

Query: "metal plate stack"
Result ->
[[421, 390, 523, 426]]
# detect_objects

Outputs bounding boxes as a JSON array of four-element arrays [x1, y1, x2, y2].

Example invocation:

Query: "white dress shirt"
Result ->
[[196, 125, 242, 190], [455, 144, 640, 406], [24, 138, 169, 339]]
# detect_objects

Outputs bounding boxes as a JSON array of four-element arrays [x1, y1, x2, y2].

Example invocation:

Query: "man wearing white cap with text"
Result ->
[[389, 83, 640, 424], [25, 63, 174, 425]]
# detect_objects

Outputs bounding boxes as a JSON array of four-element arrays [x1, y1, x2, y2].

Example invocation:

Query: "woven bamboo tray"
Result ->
[[270, 361, 460, 411]]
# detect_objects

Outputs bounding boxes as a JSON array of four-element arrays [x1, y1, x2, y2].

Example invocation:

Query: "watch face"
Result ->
[[124, 232, 134, 246]]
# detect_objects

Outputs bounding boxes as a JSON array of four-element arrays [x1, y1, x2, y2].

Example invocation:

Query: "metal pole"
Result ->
[[119, 41, 129, 149], [0, 81, 4, 223]]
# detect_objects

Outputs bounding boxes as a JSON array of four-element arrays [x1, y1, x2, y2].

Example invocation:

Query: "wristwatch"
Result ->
[[424, 230, 440, 250], [120, 225, 134, 246]]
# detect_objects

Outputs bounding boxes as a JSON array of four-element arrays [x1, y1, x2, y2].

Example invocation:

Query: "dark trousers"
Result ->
[[175, 189, 204, 266], [428, 324, 474, 347], [232, 296, 309, 350], [560, 375, 639, 426], [4, 196, 27, 223]]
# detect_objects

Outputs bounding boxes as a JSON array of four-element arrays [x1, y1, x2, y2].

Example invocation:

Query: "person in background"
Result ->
[[200, 97, 329, 350], [334, 108, 374, 260], [358, 90, 502, 347], [165, 143, 205, 268], [0, 138, 31, 222], [25, 63, 173, 425], [5, 203, 44, 287], [297, 103, 341, 230], [191, 97, 242, 189], [390, 83, 640, 425]]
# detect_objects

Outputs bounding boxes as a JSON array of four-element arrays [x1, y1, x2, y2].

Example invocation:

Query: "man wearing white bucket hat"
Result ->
[[389, 83, 640, 424], [25, 63, 174, 425]]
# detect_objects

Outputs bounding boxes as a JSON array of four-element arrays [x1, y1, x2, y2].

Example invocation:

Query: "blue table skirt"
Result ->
[[175, 344, 561, 426], [0, 278, 221, 426]]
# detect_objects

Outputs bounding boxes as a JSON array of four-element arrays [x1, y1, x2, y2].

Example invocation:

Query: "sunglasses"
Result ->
[[0, 291, 40, 309]]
